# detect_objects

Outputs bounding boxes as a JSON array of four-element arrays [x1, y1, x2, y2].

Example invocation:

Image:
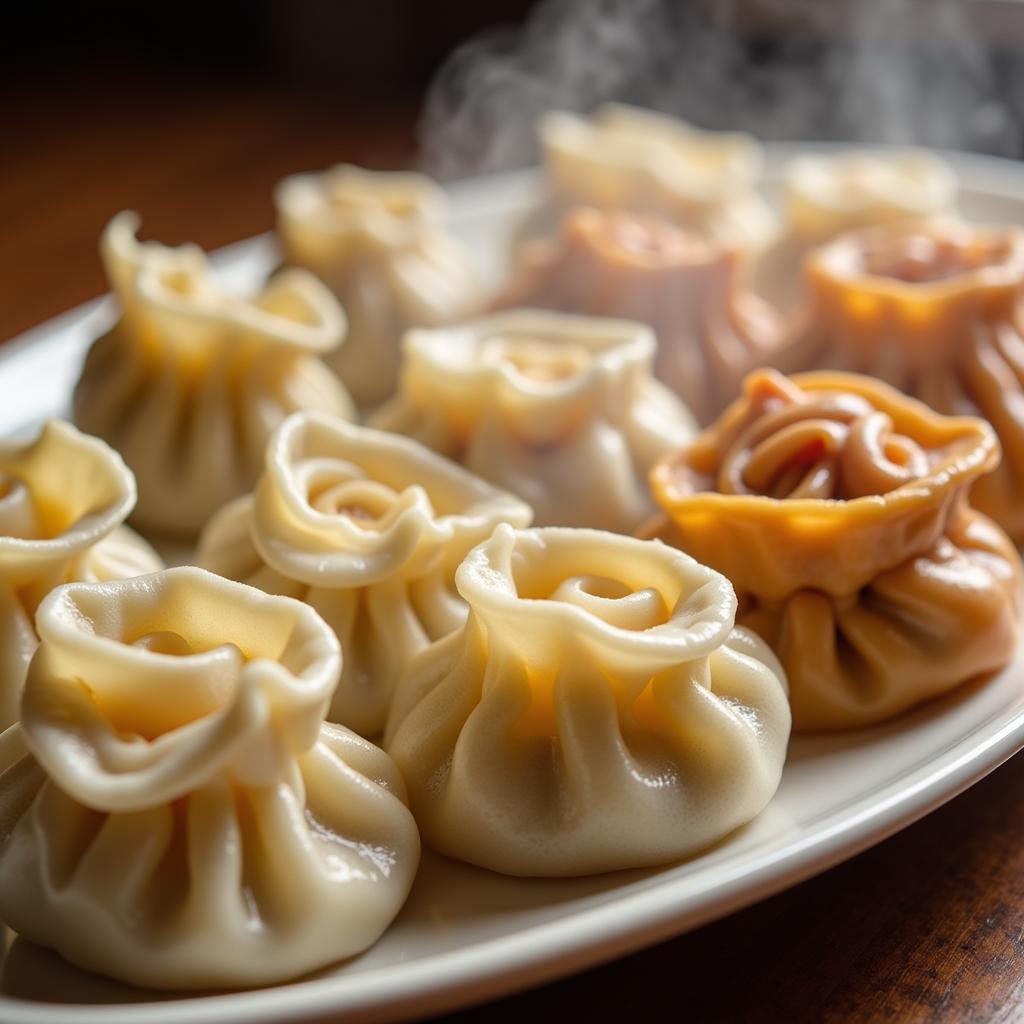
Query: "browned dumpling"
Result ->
[[787, 220, 1024, 541], [645, 369, 1021, 732], [494, 207, 783, 425]]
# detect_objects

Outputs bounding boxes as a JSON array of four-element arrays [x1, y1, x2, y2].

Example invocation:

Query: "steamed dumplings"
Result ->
[[276, 164, 482, 411], [74, 212, 355, 537], [529, 104, 777, 255], [646, 369, 1021, 731], [198, 413, 532, 736], [787, 220, 1024, 542], [372, 309, 696, 532], [495, 207, 784, 424], [386, 524, 791, 876], [0, 566, 420, 989], [0, 421, 160, 729]]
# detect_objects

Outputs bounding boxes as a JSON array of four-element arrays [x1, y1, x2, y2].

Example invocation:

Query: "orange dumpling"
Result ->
[[788, 220, 1024, 541], [645, 369, 1021, 732], [494, 207, 783, 424]]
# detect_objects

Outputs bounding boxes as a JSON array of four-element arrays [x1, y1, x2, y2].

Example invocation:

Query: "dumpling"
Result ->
[[0, 566, 420, 990], [494, 207, 784, 424], [385, 523, 790, 877], [785, 220, 1024, 541], [197, 412, 532, 737], [371, 309, 696, 532], [645, 369, 1021, 732], [275, 164, 483, 411], [756, 149, 958, 315], [73, 212, 355, 538], [0, 420, 160, 730], [522, 103, 777, 256]]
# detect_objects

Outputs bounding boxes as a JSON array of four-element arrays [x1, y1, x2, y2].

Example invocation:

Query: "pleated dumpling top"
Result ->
[[0, 566, 420, 989]]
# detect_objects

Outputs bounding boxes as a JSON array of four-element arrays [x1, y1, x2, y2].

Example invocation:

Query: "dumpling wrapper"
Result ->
[[276, 164, 483, 412], [74, 212, 355, 537], [784, 220, 1024, 542], [198, 413, 532, 737], [646, 369, 1021, 731], [371, 309, 695, 533], [0, 420, 161, 729], [386, 523, 791, 877], [0, 566, 420, 990]]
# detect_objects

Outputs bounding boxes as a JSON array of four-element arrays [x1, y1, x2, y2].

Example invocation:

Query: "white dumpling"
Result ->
[[275, 164, 483, 412], [523, 103, 777, 255], [757, 149, 959, 315], [0, 420, 161, 729], [386, 524, 791, 877], [73, 212, 355, 537], [198, 413, 532, 737], [784, 149, 958, 241], [0, 566, 420, 990], [371, 309, 696, 533]]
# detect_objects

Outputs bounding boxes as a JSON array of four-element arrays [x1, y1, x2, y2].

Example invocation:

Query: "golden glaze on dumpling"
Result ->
[[787, 220, 1024, 541], [646, 369, 1021, 731]]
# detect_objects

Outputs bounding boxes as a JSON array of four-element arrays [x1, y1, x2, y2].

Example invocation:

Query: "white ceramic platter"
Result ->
[[3, 146, 1024, 1024]]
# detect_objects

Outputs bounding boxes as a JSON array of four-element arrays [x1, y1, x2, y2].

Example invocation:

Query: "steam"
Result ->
[[418, 0, 1016, 180]]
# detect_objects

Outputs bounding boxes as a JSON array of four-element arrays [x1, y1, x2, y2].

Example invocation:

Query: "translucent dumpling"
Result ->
[[386, 524, 791, 877], [0, 420, 161, 729], [0, 566, 420, 989], [276, 164, 483, 412], [371, 309, 696, 533], [198, 412, 532, 737], [74, 212, 355, 537]]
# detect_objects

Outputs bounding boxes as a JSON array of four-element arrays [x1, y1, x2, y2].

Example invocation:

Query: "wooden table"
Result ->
[[6, 80, 1024, 1024]]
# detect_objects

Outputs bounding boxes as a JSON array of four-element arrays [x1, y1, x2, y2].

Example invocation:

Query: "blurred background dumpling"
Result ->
[[275, 164, 483, 412], [73, 212, 354, 538]]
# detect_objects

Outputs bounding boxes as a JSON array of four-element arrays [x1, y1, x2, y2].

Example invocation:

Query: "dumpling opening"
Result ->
[[0, 474, 45, 540], [481, 335, 592, 384], [159, 268, 204, 298], [44, 569, 335, 738], [830, 156, 906, 199], [862, 231, 1014, 284], [686, 371, 947, 502], [0, 424, 135, 545], [0, 471, 75, 540], [130, 630, 237, 658], [326, 188, 419, 221], [547, 574, 668, 632], [573, 208, 713, 266], [309, 476, 407, 532]]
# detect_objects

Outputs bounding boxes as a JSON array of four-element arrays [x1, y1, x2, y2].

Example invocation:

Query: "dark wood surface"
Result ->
[[5, 80, 1024, 1024]]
